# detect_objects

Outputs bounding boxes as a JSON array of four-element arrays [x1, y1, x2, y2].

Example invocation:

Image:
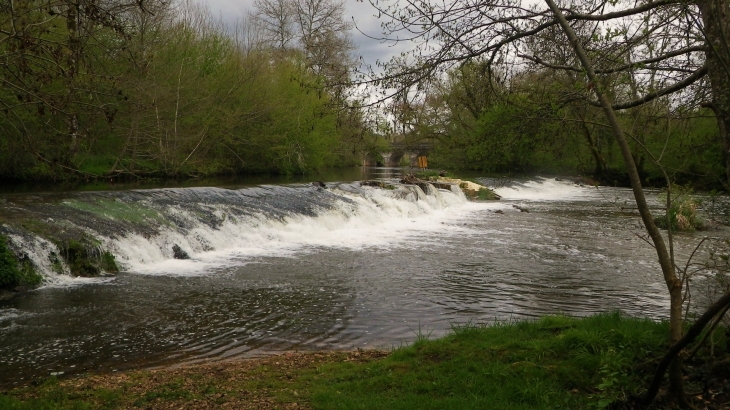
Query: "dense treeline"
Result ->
[[364, 0, 728, 190], [1, 1, 726, 188], [387, 61, 722, 187], [0, 0, 370, 181]]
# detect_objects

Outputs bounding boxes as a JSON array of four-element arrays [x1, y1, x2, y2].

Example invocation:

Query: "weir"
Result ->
[[0, 181, 467, 284]]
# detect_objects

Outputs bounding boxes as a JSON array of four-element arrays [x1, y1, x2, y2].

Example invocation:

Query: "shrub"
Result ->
[[415, 170, 446, 180], [654, 188, 703, 231]]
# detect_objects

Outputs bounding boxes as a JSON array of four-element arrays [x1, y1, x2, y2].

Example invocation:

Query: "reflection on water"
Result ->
[[0, 175, 721, 388], [0, 166, 409, 194]]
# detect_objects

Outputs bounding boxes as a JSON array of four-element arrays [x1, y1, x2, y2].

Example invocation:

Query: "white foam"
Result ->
[[4, 183, 510, 281], [4, 233, 114, 288], [493, 177, 598, 201], [103, 185, 496, 276]]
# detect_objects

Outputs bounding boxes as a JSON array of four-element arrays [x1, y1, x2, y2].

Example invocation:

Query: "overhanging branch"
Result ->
[[518, 46, 706, 74], [586, 65, 708, 110]]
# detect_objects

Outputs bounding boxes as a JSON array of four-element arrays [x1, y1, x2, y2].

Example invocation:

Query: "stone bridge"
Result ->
[[362, 142, 433, 167]]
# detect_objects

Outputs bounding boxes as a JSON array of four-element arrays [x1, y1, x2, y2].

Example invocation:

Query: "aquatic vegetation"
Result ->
[[477, 187, 500, 200], [58, 239, 118, 277], [100, 251, 119, 273], [63, 198, 166, 225], [0, 234, 42, 289], [654, 188, 703, 231]]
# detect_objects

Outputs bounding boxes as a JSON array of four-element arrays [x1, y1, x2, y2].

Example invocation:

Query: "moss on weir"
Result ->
[[476, 186, 500, 200], [57, 239, 118, 277], [0, 234, 42, 290], [63, 198, 166, 225], [2, 218, 120, 284]]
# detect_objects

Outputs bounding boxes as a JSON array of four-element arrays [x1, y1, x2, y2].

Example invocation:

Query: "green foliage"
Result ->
[[63, 199, 165, 225], [0, 236, 21, 288], [55, 238, 118, 277], [414, 170, 445, 180], [654, 187, 703, 231], [100, 252, 119, 273], [477, 187, 499, 200], [424, 61, 726, 187], [0, 1, 361, 182], [18, 260, 42, 287], [308, 312, 668, 409], [0, 235, 42, 289], [62, 240, 100, 277]]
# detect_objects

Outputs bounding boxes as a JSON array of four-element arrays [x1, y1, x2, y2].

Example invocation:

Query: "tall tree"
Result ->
[[251, 0, 295, 50], [252, 0, 354, 89]]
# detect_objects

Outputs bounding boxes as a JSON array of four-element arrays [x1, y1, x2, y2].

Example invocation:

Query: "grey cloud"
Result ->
[[198, 0, 409, 68]]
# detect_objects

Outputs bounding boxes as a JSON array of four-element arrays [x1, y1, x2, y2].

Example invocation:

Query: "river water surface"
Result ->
[[0, 171, 718, 387]]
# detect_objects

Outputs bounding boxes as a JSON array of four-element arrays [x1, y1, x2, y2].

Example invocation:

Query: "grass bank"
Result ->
[[3, 312, 721, 409]]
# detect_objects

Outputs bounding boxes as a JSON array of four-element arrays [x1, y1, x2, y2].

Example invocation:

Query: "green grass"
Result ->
[[0, 313, 674, 409], [415, 170, 446, 180], [307, 313, 668, 409], [476, 187, 500, 200]]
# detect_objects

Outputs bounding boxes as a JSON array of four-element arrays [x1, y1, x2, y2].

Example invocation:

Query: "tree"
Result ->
[[0, 0, 145, 177], [361, 0, 730, 406], [362, 0, 724, 175], [425, 63, 601, 174], [251, 0, 295, 50], [252, 0, 367, 166], [252, 0, 354, 82]]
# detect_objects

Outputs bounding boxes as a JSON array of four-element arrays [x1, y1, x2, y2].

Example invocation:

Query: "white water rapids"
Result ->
[[5, 181, 508, 282]]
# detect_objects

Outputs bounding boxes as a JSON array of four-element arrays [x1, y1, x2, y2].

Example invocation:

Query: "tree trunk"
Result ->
[[544, 0, 686, 404], [696, 0, 730, 187], [66, 2, 80, 165], [574, 108, 607, 177]]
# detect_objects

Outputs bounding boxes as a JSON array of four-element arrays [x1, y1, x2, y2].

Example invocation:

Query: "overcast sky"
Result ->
[[198, 0, 410, 69]]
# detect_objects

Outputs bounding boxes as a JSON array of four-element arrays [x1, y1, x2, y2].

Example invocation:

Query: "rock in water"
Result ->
[[312, 181, 326, 188], [401, 174, 420, 184], [172, 244, 190, 260]]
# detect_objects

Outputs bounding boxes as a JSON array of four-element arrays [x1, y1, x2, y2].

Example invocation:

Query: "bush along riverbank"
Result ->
[[3, 312, 728, 409]]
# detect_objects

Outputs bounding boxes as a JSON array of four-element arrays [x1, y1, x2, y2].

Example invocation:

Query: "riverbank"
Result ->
[[3, 312, 726, 409]]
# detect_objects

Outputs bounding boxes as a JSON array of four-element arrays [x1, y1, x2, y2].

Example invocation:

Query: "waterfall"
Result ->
[[1, 181, 470, 283]]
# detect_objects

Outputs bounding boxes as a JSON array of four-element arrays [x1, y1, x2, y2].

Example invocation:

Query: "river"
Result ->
[[0, 169, 721, 387]]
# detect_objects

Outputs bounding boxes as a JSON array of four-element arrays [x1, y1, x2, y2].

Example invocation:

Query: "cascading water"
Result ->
[[2, 175, 712, 388], [1, 181, 470, 282]]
